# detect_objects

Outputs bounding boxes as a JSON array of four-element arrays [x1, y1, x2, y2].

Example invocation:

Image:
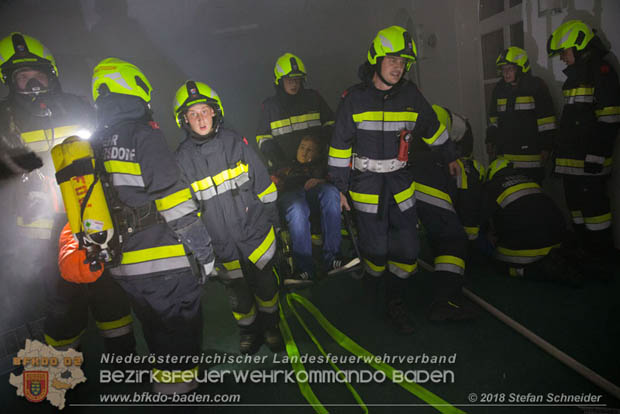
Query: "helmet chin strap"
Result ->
[[376, 69, 397, 87]]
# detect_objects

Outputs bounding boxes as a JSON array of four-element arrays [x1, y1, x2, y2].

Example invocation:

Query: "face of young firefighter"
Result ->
[[560, 48, 576, 66], [296, 137, 319, 164], [282, 77, 303, 95], [185, 103, 215, 136], [501, 64, 518, 84], [380, 56, 407, 85]]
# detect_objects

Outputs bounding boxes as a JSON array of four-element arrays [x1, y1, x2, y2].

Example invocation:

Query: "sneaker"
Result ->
[[386, 299, 415, 335], [429, 297, 479, 322], [264, 327, 284, 353], [283, 271, 314, 287], [239, 333, 263, 355], [327, 257, 361, 276]]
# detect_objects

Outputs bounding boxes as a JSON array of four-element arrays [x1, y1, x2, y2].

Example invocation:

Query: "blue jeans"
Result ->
[[278, 183, 342, 276]]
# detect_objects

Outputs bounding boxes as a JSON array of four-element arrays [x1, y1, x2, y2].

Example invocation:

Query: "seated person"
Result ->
[[274, 135, 346, 282], [482, 157, 587, 285]]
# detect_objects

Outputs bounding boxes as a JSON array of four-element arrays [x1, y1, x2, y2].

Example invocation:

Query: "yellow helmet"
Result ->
[[173, 80, 224, 128], [0, 32, 58, 85], [368, 25, 416, 71], [496, 46, 530, 74], [274, 53, 306, 85], [547, 20, 594, 57], [92, 58, 152, 103]]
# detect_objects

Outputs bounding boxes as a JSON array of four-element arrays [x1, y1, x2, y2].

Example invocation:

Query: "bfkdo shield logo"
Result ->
[[24, 371, 49, 403]]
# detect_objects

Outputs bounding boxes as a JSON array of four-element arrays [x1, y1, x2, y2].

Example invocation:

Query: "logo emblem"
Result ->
[[24, 371, 48, 403]]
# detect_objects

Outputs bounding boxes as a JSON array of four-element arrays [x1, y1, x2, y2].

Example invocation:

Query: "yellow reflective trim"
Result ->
[[394, 182, 416, 204], [496, 182, 540, 205], [456, 159, 468, 189], [571, 211, 583, 218], [155, 188, 192, 211], [323, 120, 335, 127], [152, 366, 199, 383], [270, 119, 292, 129], [595, 106, 620, 116], [258, 182, 277, 200], [387, 260, 418, 273], [223, 260, 241, 270], [191, 176, 214, 192], [256, 134, 273, 144], [348, 191, 379, 204], [20, 125, 82, 143], [290, 112, 320, 123], [464, 226, 479, 236], [422, 122, 447, 145], [352, 111, 383, 122], [16, 217, 54, 229], [104, 160, 141, 175], [233, 305, 256, 321], [328, 146, 352, 159], [515, 96, 534, 103], [212, 163, 249, 186], [95, 314, 133, 331], [414, 182, 452, 203], [556, 158, 614, 168], [497, 244, 561, 257], [249, 227, 275, 264], [363, 258, 385, 272], [383, 112, 418, 122], [502, 153, 542, 161], [472, 159, 485, 179], [434, 255, 465, 269], [563, 87, 594, 96], [584, 213, 612, 224], [537, 116, 556, 125], [256, 291, 279, 308], [121, 244, 187, 264], [489, 116, 498, 124], [45, 330, 85, 348], [497, 98, 507, 104]]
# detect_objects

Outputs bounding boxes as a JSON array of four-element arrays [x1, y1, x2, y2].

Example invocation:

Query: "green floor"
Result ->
[[2, 256, 619, 414]]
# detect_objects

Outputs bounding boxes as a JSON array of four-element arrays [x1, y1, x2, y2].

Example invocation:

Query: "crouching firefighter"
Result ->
[[328, 25, 460, 334], [482, 158, 583, 286], [88, 58, 216, 395], [0, 32, 134, 354], [409, 104, 480, 321], [173, 80, 283, 355]]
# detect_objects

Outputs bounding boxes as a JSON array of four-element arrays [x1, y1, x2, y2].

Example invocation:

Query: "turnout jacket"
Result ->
[[328, 74, 455, 215], [486, 74, 557, 169], [256, 88, 334, 170], [176, 127, 278, 276], [0, 92, 93, 240], [93, 95, 214, 278], [454, 157, 485, 241], [554, 51, 620, 176], [482, 164, 566, 264]]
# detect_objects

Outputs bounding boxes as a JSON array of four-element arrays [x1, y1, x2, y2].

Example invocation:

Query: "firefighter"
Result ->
[[91, 59, 215, 394], [174, 80, 283, 355], [547, 20, 620, 262], [410, 105, 481, 321], [486, 46, 557, 183], [256, 53, 344, 282], [256, 52, 335, 171], [328, 25, 459, 334], [482, 158, 583, 285], [0, 33, 134, 354]]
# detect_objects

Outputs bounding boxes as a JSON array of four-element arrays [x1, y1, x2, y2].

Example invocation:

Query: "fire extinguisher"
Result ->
[[397, 130, 412, 162]]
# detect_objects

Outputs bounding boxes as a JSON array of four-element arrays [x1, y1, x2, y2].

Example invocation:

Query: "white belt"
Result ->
[[352, 156, 406, 173]]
